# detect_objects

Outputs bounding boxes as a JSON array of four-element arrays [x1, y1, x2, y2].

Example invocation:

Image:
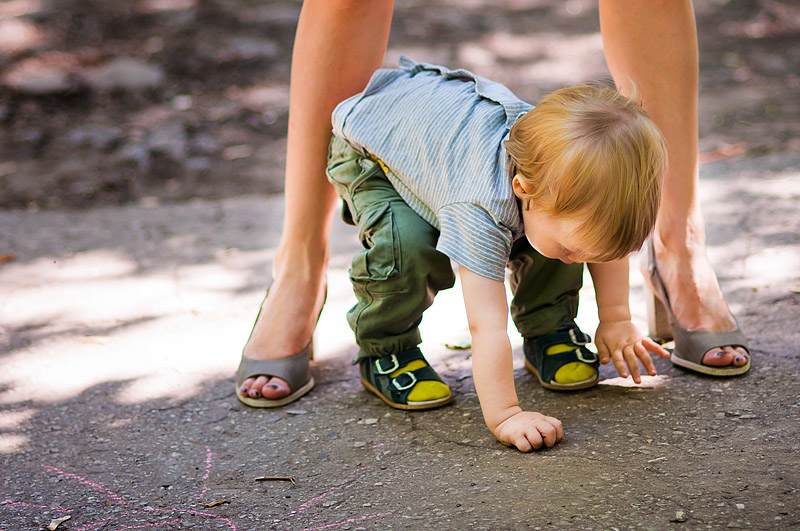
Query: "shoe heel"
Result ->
[[644, 283, 673, 342]]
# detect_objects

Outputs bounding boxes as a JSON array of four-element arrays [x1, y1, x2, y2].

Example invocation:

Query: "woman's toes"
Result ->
[[702, 348, 735, 367], [247, 376, 269, 398], [702, 346, 749, 367], [732, 346, 750, 366], [240, 377, 255, 396], [261, 377, 291, 399]]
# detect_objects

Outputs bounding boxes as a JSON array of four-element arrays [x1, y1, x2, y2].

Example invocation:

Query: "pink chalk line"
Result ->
[[75, 517, 113, 531], [42, 465, 128, 507], [0, 500, 71, 513], [296, 512, 392, 531], [145, 507, 238, 530], [199, 445, 213, 501], [109, 519, 182, 530], [292, 467, 363, 516]]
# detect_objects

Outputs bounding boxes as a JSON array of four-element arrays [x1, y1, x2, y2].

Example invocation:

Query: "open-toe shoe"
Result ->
[[644, 238, 750, 376], [235, 285, 325, 408]]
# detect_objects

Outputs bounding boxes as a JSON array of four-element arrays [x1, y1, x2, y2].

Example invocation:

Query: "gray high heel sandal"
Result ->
[[235, 285, 325, 407], [645, 239, 750, 376], [235, 346, 315, 408]]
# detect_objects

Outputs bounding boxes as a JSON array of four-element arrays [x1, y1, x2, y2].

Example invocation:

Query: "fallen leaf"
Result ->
[[205, 499, 229, 507], [47, 515, 71, 530], [0, 254, 17, 263], [254, 476, 296, 485], [699, 142, 747, 164]]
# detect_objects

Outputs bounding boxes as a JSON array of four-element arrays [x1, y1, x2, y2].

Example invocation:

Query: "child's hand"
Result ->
[[594, 320, 669, 383], [492, 410, 563, 452]]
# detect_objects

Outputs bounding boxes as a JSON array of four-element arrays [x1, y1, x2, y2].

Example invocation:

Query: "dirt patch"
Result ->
[[0, 0, 797, 210]]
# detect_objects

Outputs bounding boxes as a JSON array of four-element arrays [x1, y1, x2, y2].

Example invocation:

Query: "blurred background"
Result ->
[[1, 0, 798, 211]]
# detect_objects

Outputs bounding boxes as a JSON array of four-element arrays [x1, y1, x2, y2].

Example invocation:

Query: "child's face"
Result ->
[[520, 206, 601, 264], [512, 173, 603, 264]]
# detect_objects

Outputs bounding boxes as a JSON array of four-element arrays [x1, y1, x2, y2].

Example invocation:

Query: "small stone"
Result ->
[[740, 414, 757, 419], [3, 65, 72, 94], [215, 36, 280, 61], [715, 413, 726, 419], [148, 122, 188, 160], [736, 504, 745, 510], [360, 418, 378, 425], [353, 441, 367, 448], [285, 410, 307, 415], [674, 510, 686, 522], [83, 57, 164, 91], [67, 125, 123, 150]]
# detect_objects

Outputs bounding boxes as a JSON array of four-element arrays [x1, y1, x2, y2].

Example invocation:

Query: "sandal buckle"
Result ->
[[569, 328, 589, 346], [576, 348, 597, 363], [375, 355, 400, 375], [392, 372, 417, 391]]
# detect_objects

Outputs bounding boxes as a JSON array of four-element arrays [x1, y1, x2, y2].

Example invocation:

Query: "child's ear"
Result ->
[[512, 174, 533, 199]]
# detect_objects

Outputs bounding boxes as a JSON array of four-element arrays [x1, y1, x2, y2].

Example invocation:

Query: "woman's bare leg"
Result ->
[[240, 0, 395, 400], [599, 0, 748, 367]]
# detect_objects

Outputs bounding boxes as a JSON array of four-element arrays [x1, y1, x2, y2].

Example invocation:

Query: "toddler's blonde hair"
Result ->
[[506, 84, 667, 261]]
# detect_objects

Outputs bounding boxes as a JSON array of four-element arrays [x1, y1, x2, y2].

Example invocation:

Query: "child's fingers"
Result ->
[[634, 342, 657, 376], [611, 348, 629, 378], [623, 344, 641, 383], [544, 416, 565, 442], [514, 434, 534, 453], [596, 342, 611, 365], [534, 420, 560, 448], [644, 337, 670, 358]]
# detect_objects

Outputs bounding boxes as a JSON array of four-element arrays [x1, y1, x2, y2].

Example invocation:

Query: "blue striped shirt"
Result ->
[[332, 57, 532, 281]]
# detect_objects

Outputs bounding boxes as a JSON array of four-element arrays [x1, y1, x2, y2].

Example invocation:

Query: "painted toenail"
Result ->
[[735, 356, 745, 363], [715, 351, 726, 357], [267, 384, 280, 390], [240, 387, 248, 394]]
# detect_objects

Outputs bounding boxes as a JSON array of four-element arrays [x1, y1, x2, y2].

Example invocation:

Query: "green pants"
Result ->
[[327, 136, 583, 360]]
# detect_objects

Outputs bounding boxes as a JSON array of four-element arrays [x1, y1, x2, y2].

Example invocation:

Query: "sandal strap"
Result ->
[[360, 348, 447, 405], [524, 326, 597, 385], [529, 327, 591, 352], [235, 343, 313, 392], [671, 327, 749, 365]]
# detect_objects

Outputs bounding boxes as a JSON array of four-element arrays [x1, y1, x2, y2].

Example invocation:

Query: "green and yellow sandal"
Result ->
[[359, 348, 453, 410], [524, 325, 599, 391]]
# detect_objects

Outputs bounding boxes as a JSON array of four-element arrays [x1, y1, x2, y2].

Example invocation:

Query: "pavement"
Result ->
[[0, 150, 799, 531]]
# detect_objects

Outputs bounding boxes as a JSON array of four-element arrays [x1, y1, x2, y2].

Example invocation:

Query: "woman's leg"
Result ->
[[599, 0, 748, 367], [240, 0, 396, 401]]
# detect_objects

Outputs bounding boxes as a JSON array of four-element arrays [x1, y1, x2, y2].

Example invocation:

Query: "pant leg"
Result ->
[[507, 236, 584, 337], [327, 137, 456, 360]]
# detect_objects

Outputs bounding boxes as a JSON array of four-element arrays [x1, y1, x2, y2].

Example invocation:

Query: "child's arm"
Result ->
[[587, 259, 669, 383], [459, 266, 563, 452]]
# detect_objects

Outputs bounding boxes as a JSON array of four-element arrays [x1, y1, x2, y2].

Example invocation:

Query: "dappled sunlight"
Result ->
[[0, 434, 28, 455], [0, 17, 45, 55], [136, 0, 195, 14], [699, 169, 800, 289]]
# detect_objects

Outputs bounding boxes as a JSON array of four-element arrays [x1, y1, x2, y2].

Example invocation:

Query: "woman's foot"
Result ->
[[647, 232, 749, 368], [238, 253, 328, 402]]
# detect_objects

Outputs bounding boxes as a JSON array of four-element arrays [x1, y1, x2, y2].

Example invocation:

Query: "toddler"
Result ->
[[327, 57, 669, 452]]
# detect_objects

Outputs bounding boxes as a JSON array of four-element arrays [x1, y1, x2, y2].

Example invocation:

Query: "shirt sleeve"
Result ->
[[436, 202, 513, 282]]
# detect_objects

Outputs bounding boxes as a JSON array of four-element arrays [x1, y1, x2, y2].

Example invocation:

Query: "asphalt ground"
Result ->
[[2, 152, 799, 530]]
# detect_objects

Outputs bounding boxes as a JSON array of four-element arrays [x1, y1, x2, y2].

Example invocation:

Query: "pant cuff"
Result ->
[[353, 330, 422, 363], [512, 300, 579, 338]]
